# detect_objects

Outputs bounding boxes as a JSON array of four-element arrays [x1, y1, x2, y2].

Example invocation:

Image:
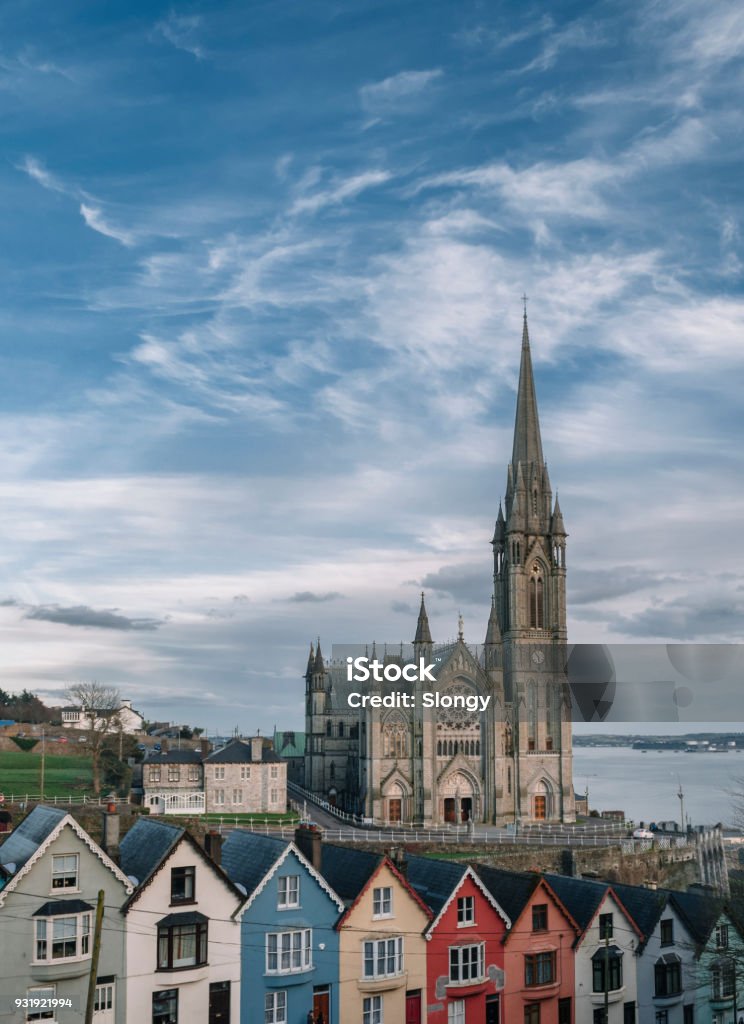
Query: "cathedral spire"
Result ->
[[414, 592, 433, 645], [313, 638, 325, 675], [511, 310, 545, 470], [305, 641, 315, 678], [485, 597, 501, 645]]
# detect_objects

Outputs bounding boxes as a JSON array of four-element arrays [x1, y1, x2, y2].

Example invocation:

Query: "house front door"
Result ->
[[485, 994, 500, 1024], [405, 990, 422, 1024], [313, 984, 330, 1024], [208, 981, 230, 1024]]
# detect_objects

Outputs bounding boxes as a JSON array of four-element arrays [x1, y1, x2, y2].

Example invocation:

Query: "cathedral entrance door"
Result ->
[[534, 795, 546, 819], [444, 798, 456, 823], [460, 797, 472, 822], [388, 799, 401, 823]]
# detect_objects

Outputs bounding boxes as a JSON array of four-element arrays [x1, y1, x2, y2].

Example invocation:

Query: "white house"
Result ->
[[61, 698, 144, 734], [118, 817, 243, 1024], [547, 874, 642, 1024], [0, 805, 132, 1024]]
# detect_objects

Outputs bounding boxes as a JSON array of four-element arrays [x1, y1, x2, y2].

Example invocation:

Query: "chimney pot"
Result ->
[[251, 736, 264, 763]]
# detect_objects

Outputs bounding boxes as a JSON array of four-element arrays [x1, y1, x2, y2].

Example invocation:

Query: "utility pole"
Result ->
[[604, 932, 610, 1024], [39, 727, 45, 800], [677, 778, 685, 833], [84, 889, 105, 1024]]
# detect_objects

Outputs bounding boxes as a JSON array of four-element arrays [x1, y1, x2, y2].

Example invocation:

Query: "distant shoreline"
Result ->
[[574, 732, 744, 750]]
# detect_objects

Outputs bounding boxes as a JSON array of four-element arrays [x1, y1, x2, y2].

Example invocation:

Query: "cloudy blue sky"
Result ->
[[0, 0, 742, 734]]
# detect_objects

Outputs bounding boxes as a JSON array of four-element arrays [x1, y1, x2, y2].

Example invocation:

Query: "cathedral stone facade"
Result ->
[[304, 317, 575, 825]]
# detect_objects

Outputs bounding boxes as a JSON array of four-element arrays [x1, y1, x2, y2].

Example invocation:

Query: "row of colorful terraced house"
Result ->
[[0, 805, 741, 1024]]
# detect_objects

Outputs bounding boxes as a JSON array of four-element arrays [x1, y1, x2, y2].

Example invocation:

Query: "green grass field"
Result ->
[[0, 750, 93, 799]]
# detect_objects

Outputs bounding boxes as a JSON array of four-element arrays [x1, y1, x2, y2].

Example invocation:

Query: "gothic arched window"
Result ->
[[329, 761, 335, 780], [326, 720, 332, 737], [530, 563, 544, 628], [527, 680, 537, 751], [338, 721, 344, 738]]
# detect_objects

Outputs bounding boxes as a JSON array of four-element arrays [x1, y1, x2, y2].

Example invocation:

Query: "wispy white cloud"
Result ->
[[79, 203, 136, 247], [289, 169, 392, 215], [19, 155, 68, 194], [519, 18, 605, 73], [359, 68, 444, 112], [154, 12, 205, 60]]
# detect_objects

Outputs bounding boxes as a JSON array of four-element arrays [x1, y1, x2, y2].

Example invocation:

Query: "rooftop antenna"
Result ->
[[677, 776, 686, 832]]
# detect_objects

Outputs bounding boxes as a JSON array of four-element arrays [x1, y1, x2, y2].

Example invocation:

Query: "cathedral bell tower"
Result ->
[[490, 310, 574, 823]]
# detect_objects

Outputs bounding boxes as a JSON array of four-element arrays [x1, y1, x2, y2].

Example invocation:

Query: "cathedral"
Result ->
[[304, 315, 575, 825]]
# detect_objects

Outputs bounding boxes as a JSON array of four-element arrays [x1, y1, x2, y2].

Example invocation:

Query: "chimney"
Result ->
[[120, 699, 132, 710], [251, 736, 264, 763], [200, 738, 211, 759], [388, 846, 408, 880], [204, 831, 223, 868], [102, 803, 120, 860], [295, 824, 322, 872], [160, 737, 169, 753]]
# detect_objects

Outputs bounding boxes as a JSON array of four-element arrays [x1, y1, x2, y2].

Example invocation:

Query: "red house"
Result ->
[[476, 866, 580, 1024], [406, 854, 510, 1023]]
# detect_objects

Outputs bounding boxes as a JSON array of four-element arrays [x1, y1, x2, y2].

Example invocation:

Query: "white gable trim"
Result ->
[[0, 814, 133, 908], [233, 841, 344, 919], [425, 865, 511, 938]]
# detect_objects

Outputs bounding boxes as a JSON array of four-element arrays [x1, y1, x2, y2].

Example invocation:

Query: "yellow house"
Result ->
[[320, 845, 431, 1024]]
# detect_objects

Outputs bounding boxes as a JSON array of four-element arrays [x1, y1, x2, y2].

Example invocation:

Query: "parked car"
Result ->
[[153, 743, 161, 752], [632, 828, 655, 839]]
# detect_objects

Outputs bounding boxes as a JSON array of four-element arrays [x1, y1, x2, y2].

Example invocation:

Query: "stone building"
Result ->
[[203, 737, 287, 814], [304, 317, 575, 825]]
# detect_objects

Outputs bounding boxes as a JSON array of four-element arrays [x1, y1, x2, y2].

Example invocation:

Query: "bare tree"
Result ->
[[66, 683, 121, 795]]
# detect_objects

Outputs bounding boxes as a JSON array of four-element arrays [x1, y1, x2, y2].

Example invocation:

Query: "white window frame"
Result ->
[[271, 765, 278, 779], [449, 942, 485, 984], [270, 789, 278, 803], [372, 886, 393, 919], [264, 991, 287, 1023], [51, 854, 79, 891], [278, 875, 300, 909], [265, 929, 312, 974], [34, 913, 91, 964], [214, 788, 225, 805], [214, 765, 225, 780], [187, 765, 200, 782], [448, 1001, 465, 1024], [457, 895, 475, 927], [363, 995, 383, 1024], [232, 788, 242, 804], [363, 937, 404, 979], [148, 767, 162, 784], [25, 986, 56, 1022], [240, 765, 251, 780], [93, 981, 115, 1015]]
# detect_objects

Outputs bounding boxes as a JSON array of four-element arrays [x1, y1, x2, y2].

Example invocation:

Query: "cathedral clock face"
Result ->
[[531, 650, 545, 665]]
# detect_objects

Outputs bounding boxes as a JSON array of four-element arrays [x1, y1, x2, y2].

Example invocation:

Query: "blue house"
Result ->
[[222, 825, 343, 1024]]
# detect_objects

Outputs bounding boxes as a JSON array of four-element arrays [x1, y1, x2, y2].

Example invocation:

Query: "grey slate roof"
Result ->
[[34, 898, 94, 916], [144, 750, 202, 765], [670, 889, 724, 947], [609, 881, 668, 948], [0, 805, 67, 873], [205, 739, 281, 764], [319, 844, 383, 906], [119, 818, 183, 886], [221, 831, 290, 898], [405, 854, 467, 918], [543, 873, 610, 934], [474, 865, 542, 926]]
